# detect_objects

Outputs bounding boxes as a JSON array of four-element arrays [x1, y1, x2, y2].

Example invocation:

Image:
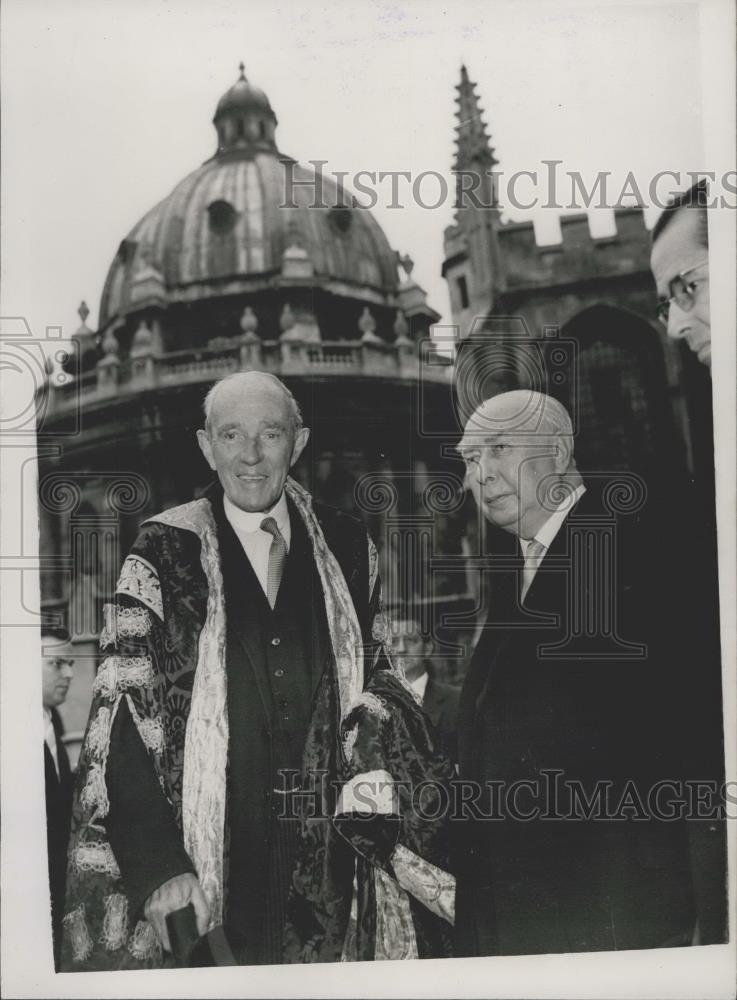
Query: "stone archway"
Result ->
[[552, 304, 686, 485]]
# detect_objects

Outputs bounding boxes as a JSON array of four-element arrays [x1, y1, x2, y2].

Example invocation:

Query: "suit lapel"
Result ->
[[423, 676, 443, 728], [210, 487, 337, 725], [522, 490, 589, 612], [51, 708, 72, 789], [283, 498, 330, 702], [44, 740, 59, 789]]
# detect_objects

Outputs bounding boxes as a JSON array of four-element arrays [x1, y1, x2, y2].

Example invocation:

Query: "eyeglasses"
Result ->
[[656, 260, 709, 325]]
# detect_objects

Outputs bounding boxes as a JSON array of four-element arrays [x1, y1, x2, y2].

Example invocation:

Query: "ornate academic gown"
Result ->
[[61, 479, 455, 970]]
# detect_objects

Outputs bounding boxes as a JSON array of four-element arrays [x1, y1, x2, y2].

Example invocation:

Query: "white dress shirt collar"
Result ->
[[409, 670, 429, 702], [222, 492, 291, 601], [223, 490, 290, 544], [519, 483, 586, 558]]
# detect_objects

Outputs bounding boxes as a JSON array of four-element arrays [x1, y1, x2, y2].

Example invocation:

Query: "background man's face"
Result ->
[[650, 209, 711, 367], [198, 380, 309, 513], [463, 432, 559, 538], [392, 619, 428, 682], [42, 643, 74, 710]]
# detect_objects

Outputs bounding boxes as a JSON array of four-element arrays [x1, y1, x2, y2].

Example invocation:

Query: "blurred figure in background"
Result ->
[[42, 624, 75, 970], [393, 615, 460, 763]]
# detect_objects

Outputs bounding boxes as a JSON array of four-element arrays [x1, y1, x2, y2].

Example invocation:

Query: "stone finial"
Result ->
[[280, 304, 295, 333], [359, 306, 381, 343], [240, 306, 259, 339], [97, 327, 121, 391], [399, 253, 415, 279], [73, 300, 96, 345], [393, 309, 410, 343], [281, 219, 314, 279], [130, 260, 166, 307], [131, 319, 153, 356], [100, 328, 120, 361], [285, 217, 304, 249]]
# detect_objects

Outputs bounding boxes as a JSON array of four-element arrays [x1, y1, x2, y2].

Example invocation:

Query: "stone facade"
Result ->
[[442, 67, 712, 486]]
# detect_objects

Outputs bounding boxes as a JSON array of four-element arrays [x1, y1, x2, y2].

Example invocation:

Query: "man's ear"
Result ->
[[290, 426, 310, 467], [554, 434, 573, 474], [196, 428, 217, 471]]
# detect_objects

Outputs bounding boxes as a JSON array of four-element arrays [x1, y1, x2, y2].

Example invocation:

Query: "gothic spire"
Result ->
[[453, 64, 498, 174]]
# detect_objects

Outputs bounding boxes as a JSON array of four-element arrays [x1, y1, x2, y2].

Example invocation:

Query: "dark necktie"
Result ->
[[260, 516, 287, 610]]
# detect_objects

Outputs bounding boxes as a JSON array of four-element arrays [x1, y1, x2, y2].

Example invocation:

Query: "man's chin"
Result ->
[[482, 508, 517, 531], [226, 483, 278, 513]]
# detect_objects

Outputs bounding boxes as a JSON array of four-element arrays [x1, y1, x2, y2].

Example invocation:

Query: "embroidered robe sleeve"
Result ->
[[60, 528, 201, 971], [105, 700, 194, 920], [334, 668, 456, 961], [333, 534, 456, 960]]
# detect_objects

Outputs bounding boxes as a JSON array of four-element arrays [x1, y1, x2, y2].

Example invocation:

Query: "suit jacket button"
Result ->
[[274, 668, 284, 678], [271, 637, 281, 646]]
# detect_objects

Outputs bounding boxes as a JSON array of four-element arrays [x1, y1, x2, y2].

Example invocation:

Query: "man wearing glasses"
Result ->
[[650, 180, 711, 367], [41, 624, 75, 969], [650, 182, 726, 947]]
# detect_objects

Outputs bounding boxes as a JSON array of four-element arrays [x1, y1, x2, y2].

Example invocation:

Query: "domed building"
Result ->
[[39, 67, 462, 738], [98, 64, 410, 353]]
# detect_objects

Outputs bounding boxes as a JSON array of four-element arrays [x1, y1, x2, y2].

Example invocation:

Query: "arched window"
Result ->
[[207, 199, 237, 235], [555, 304, 684, 483], [329, 206, 352, 234]]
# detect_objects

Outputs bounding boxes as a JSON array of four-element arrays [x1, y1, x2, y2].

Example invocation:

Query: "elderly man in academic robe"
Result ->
[[61, 371, 454, 970]]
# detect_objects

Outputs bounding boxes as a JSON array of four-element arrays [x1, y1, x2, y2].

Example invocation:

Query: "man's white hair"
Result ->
[[202, 371, 303, 435], [459, 390, 577, 469]]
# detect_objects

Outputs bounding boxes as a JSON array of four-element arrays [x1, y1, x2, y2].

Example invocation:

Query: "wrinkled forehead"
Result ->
[[43, 641, 74, 661], [392, 618, 424, 637], [210, 377, 291, 427], [459, 394, 556, 448]]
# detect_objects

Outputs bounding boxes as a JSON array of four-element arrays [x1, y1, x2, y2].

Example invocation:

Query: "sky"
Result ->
[[1, 0, 709, 340]]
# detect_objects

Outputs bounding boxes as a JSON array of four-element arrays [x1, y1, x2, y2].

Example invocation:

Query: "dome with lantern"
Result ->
[[94, 64, 436, 356], [37, 63, 465, 708]]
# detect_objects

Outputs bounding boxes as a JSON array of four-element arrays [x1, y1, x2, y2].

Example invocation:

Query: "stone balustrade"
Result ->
[[45, 338, 452, 413]]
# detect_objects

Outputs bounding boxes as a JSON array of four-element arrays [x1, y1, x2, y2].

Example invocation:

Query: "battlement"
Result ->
[[498, 206, 651, 291]]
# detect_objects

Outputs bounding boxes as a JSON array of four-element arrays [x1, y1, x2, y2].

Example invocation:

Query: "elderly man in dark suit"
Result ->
[[42, 624, 75, 969], [392, 615, 460, 762], [62, 371, 454, 971], [453, 389, 696, 957]]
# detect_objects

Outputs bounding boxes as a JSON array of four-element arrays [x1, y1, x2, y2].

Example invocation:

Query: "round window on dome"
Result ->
[[328, 206, 352, 234], [208, 200, 237, 235]]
